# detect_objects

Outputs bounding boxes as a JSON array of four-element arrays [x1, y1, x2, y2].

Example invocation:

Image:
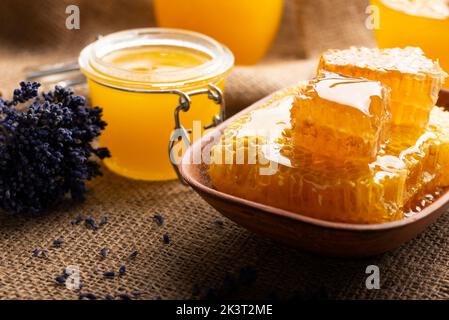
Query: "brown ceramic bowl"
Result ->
[[179, 89, 449, 257]]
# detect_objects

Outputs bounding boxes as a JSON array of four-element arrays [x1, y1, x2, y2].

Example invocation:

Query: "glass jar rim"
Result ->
[[79, 28, 234, 89]]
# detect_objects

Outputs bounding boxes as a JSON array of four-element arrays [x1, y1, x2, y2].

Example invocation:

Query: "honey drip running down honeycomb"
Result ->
[[291, 72, 391, 161], [208, 47, 448, 224], [318, 47, 447, 128]]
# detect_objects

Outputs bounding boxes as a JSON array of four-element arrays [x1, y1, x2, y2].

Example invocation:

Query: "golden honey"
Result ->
[[318, 47, 447, 128], [208, 86, 449, 224], [371, 0, 449, 89], [153, 0, 283, 65], [291, 72, 391, 161], [428, 106, 449, 186], [101, 46, 211, 73], [79, 29, 233, 180]]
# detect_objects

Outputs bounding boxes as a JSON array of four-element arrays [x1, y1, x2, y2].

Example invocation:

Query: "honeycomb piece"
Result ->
[[208, 91, 449, 224], [382, 126, 439, 207], [209, 89, 398, 223], [318, 47, 447, 128], [428, 106, 449, 186], [291, 72, 391, 161]]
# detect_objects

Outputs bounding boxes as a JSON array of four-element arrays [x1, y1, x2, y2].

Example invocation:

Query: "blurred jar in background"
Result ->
[[153, 0, 284, 65], [371, 0, 449, 89]]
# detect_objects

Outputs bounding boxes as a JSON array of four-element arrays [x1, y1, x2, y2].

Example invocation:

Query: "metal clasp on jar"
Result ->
[[168, 84, 224, 184]]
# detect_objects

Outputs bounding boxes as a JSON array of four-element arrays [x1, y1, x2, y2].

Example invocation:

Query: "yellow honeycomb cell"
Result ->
[[208, 90, 449, 224], [291, 72, 391, 161], [318, 47, 447, 128], [428, 106, 449, 186]]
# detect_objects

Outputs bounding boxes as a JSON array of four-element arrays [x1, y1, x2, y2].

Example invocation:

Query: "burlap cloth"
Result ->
[[0, 0, 448, 300]]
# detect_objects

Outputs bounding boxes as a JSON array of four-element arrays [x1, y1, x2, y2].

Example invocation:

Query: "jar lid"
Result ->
[[79, 28, 234, 89]]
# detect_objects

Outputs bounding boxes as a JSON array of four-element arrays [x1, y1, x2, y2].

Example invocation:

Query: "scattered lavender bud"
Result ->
[[33, 248, 39, 257], [79, 293, 97, 300], [55, 275, 66, 285], [163, 233, 171, 244], [118, 293, 132, 300], [85, 217, 99, 230], [52, 239, 64, 247], [41, 250, 48, 259], [119, 265, 126, 276], [99, 216, 108, 226], [132, 291, 143, 298], [214, 220, 224, 227], [63, 268, 70, 278], [105, 294, 114, 300], [71, 215, 84, 225], [100, 248, 109, 258], [153, 213, 164, 226], [129, 250, 138, 259], [103, 271, 115, 278]]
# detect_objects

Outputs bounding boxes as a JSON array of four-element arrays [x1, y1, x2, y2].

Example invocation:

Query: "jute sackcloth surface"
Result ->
[[0, 0, 448, 300]]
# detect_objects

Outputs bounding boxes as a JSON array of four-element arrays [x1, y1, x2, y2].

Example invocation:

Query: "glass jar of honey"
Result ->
[[79, 28, 234, 181], [153, 0, 284, 65], [371, 0, 449, 89]]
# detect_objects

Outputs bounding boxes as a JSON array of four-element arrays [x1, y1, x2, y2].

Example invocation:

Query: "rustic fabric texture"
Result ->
[[1, 0, 448, 300]]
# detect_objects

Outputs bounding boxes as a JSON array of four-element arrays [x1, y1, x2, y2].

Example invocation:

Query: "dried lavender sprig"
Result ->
[[79, 293, 97, 300], [119, 265, 126, 275], [118, 293, 132, 300], [99, 216, 108, 226], [132, 291, 144, 298], [71, 215, 84, 225], [100, 248, 109, 258], [85, 217, 99, 231], [8, 81, 40, 105], [214, 220, 224, 227], [103, 271, 115, 278], [0, 82, 110, 214], [52, 239, 64, 247], [129, 250, 138, 259], [55, 275, 66, 285], [153, 213, 164, 226], [163, 233, 171, 244]]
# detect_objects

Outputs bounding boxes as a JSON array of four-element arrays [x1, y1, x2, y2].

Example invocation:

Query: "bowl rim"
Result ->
[[180, 88, 449, 232]]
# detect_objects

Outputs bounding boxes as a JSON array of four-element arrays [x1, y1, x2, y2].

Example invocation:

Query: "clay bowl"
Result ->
[[179, 88, 449, 257]]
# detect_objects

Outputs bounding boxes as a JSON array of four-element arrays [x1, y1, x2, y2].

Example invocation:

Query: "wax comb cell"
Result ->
[[428, 106, 449, 186], [290, 72, 391, 161], [318, 47, 447, 128], [381, 126, 438, 207], [209, 89, 449, 224], [209, 88, 400, 224]]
